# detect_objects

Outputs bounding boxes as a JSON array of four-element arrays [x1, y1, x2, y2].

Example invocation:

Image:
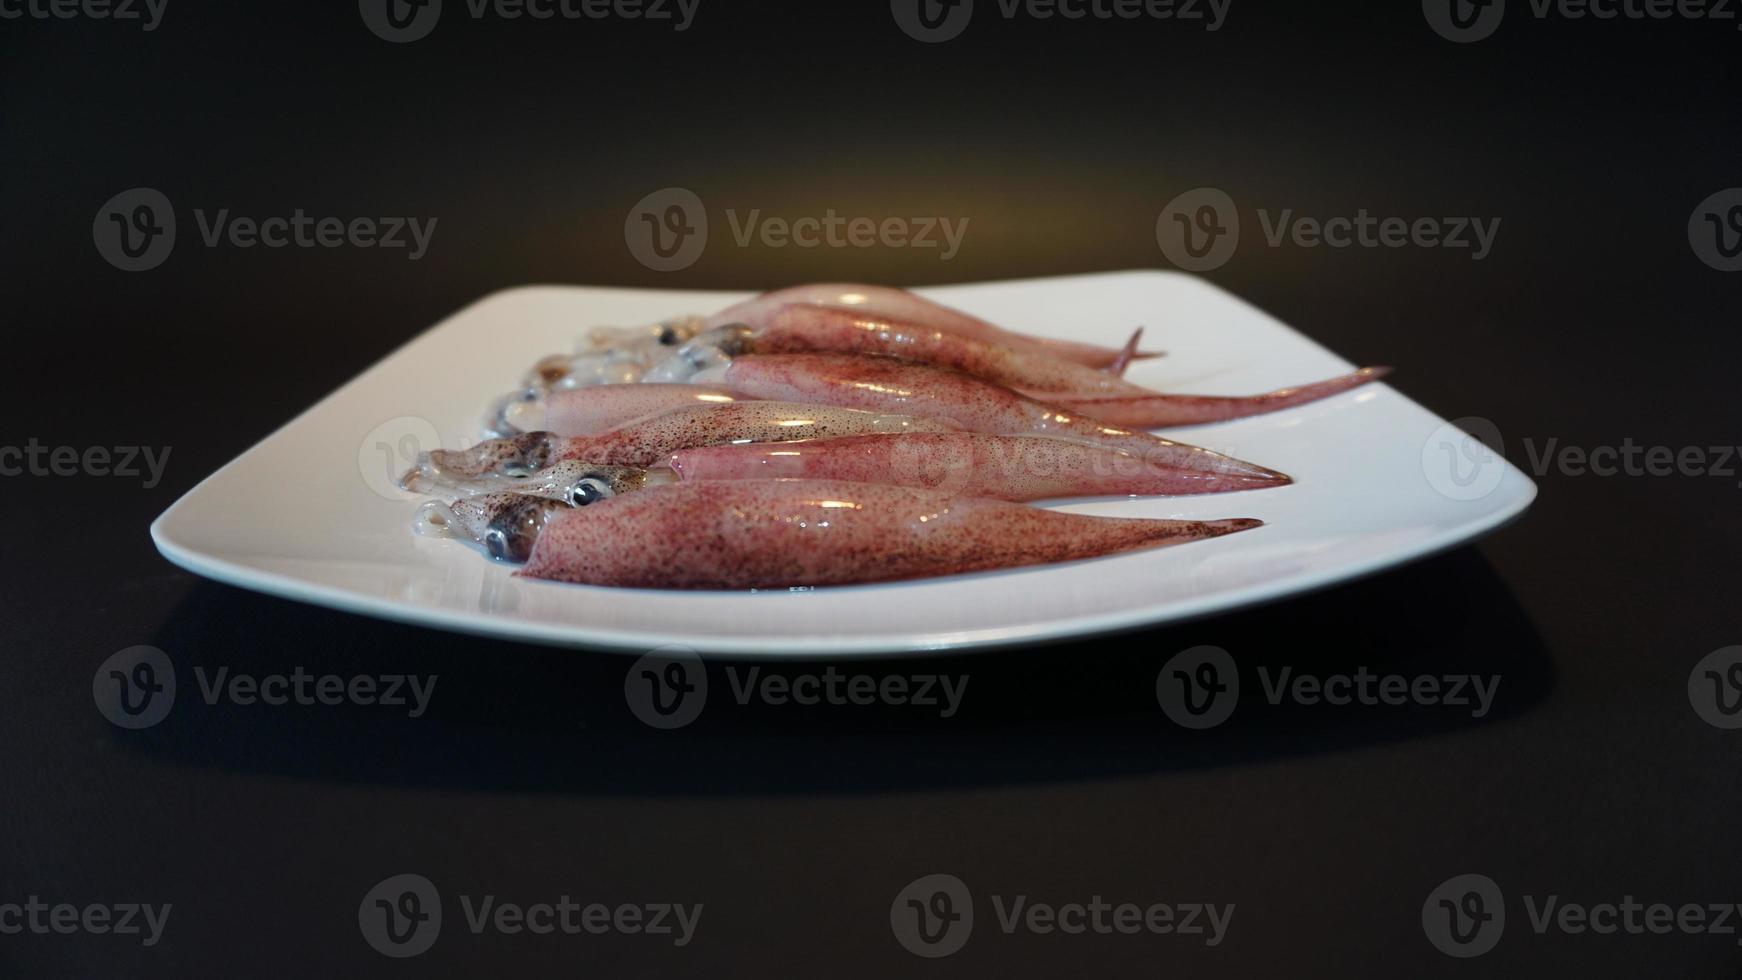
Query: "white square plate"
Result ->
[[151, 271, 1535, 657]]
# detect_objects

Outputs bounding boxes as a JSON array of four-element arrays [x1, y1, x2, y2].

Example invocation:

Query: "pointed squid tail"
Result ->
[[1107, 327, 1154, 376], [1046, 367, 1392, 428]]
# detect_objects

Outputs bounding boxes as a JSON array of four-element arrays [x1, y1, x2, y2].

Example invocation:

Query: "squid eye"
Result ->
[[568, 476, 613, 507], [658, 326, 679, 345], [483, 528, 512, 561], [502, 460, 534, 478]]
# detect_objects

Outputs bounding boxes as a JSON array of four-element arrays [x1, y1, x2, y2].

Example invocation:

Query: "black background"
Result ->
[[3, 0, 1740, 976]]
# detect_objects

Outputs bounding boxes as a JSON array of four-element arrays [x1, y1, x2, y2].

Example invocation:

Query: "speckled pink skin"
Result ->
[[519, 479, 1262, 589], [549, 401, 958, 467], [545, 384, 739, 436], [720, 353, 1289, 483], [1043, 367, 1393, 428], [668, 433, 1279, 501], [752, 304, 1155, 396], [422, 402, 958, 481], [702, 284, 1154, 369]]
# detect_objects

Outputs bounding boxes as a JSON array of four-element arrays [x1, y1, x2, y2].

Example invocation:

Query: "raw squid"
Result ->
[[636, 304, 1388, 428], [401, 401, 958, 489], [406, 432, 1282, 504], [518, 479, 1263, 589], [670, 433, 1279, 499], [700, 284, 1158, 369], [637, 304, 1149, 393], [487, 383, 739, 438], [713, 353, 1289, 483], [1040, 367, 1391, 428], [403, 457, 670, 506], [413, 492, 567, 562], [577, 316, 706, 357], [508, 317, 713, 403], [519, 304, 1384, 434], [526, 307, 1145, 395]]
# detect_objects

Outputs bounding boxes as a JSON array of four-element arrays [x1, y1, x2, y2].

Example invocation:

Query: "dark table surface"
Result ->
[[3, 1, 1740, 976]]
